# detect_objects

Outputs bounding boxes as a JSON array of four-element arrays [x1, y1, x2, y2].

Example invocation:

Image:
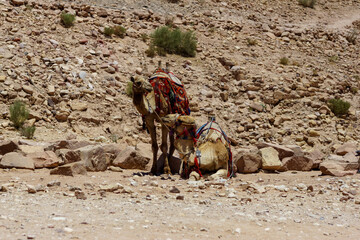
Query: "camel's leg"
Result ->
[[147, 119, 158, 175], [209, 169, 228, 180], [168, 132, 175, 161], [161, 125, 171, 174]]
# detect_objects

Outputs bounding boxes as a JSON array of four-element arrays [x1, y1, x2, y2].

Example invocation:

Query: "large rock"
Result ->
[[27, 151, 60, 168], [18, 145, 44, 155], [319, 153, 359, 177], [112, 146, 150, 170], [335, 142, 357, 156], [259, 147, 282, 170], [75, 145, 108, 171], [0, 140, 19, 155], [279, 155, 313, 171], [257, 142, 294, 160], [10, 0, 28, 6], [50, 162, 87, 176], [56, 149, 81, 165], [0, 152, 34, 169], [234, 150, 262, 173], [306, 149, 325, 169]]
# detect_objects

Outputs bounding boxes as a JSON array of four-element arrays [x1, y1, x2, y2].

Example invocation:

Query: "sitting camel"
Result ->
[[130, 64, 190, 175], [161, 114, 233, 180]]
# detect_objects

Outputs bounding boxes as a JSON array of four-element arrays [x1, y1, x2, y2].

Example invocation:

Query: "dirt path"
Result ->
[[1, 170, 359, 240]]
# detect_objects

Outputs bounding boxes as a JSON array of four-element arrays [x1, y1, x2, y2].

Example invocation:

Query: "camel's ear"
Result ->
[[130, 76, 135, 82]]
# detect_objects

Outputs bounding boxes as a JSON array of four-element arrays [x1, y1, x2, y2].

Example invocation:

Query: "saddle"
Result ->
[[148, 69, 190, 116]]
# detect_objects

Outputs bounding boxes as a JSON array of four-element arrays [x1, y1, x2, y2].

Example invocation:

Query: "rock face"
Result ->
[[27, 151, 60, 168], [50, 162, 87, 176], [0, 152, 34, 170], [0, 141, 19, 155], [259, 147, 282, 170], [234, 151, 262, 173], [112, 147, 150, 170], [320, 153, 359, 177]]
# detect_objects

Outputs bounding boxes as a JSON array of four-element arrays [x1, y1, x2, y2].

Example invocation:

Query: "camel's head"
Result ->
[[162, 114, 196, 136], [130, 76, 153, 94]]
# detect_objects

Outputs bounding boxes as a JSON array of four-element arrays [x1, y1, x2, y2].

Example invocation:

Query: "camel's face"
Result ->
[[130, 76, 153, 93]]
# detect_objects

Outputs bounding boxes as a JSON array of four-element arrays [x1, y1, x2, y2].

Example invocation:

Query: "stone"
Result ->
[[75, 190, 87, 200], [169, 186, 180, 193], [279, 155, 313, 171], [257, 142, 294, 160], [259, 147, 282, 170], [0, 140, 19, 155], [306, 149, 325, 169], [249, 102, 264, 112], [99, 183, 123, 192], [335, 142, 357, 156], [50, 162, 87, 176], [27, 185, 36, 194], [70, 101, 88, 111], [18, 145, 44, 154], [46, 140, 92, 151], [0, 152, 34, 169], [234, 151, 262, 173], [319, 153, 359, 177], [112, 146, 150, 170], [74, 145, 108, 171], [11, 0, 28, 6], [27, 151, 60, 168], [47, 85, 55, 95], [22, 85, 34, 94]]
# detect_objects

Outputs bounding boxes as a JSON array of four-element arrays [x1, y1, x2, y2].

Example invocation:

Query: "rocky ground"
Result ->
[[1, 169, 360, 240], [0, 0, 360, 239]]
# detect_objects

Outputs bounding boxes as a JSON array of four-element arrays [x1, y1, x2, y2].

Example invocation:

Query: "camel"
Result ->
[[130, 63, 189, 175], [161, 114, 232, 180]]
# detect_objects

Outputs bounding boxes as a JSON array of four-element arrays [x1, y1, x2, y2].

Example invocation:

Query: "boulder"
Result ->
[[18, 145, 44, 155], [50, 162, 87, 176], [10, 0, 28, 6], [335, 142, 357, 156], [0, 140, 19, 155], [0, 152, 34, 169], [319, 153, 359, 177], [234, 151, 262, 173], [75, 145, 108, 171], [259, 147, 282, 170], [112, 146, 150, 170], [27, 151, 60, 168], [56, 149, 81, 165], [279, 155, 313, 171], [257, 142, 294, 160], [306, 149, 325, 169]]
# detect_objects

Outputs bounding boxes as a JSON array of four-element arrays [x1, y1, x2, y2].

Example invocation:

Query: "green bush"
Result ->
[[145, 45, 156, 57], [114, 26, 126, 38], [126, 81, 133, 97], [104, 27, 114, 37], [280, 57, 289, 65], [10, 100, 29, 129], [298, 0, 316, 8], [328, 99, 350, 116], [21, 126, 36, 139], [350, 87, 358, 94], [61, 12, 75, 28], [149, 26, 197, 57]]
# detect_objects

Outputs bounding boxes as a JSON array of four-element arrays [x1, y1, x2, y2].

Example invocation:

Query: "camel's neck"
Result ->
[[133, 91, 149, 116]]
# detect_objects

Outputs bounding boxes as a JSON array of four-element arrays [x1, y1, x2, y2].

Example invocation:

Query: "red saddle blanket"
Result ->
[[148, 69, 190, 115]]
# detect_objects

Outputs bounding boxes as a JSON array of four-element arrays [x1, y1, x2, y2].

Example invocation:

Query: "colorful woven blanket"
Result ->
[[148, 69, 190, 115]]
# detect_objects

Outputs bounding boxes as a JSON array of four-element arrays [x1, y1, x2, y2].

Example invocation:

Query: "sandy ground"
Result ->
[[1, 169, 360, 240]]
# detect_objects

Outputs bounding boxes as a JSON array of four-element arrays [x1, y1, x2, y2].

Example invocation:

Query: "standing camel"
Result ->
[[130, 63, 190, 175]]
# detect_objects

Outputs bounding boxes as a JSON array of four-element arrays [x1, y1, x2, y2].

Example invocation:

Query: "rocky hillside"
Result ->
[[0, 0, 359, 155]]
